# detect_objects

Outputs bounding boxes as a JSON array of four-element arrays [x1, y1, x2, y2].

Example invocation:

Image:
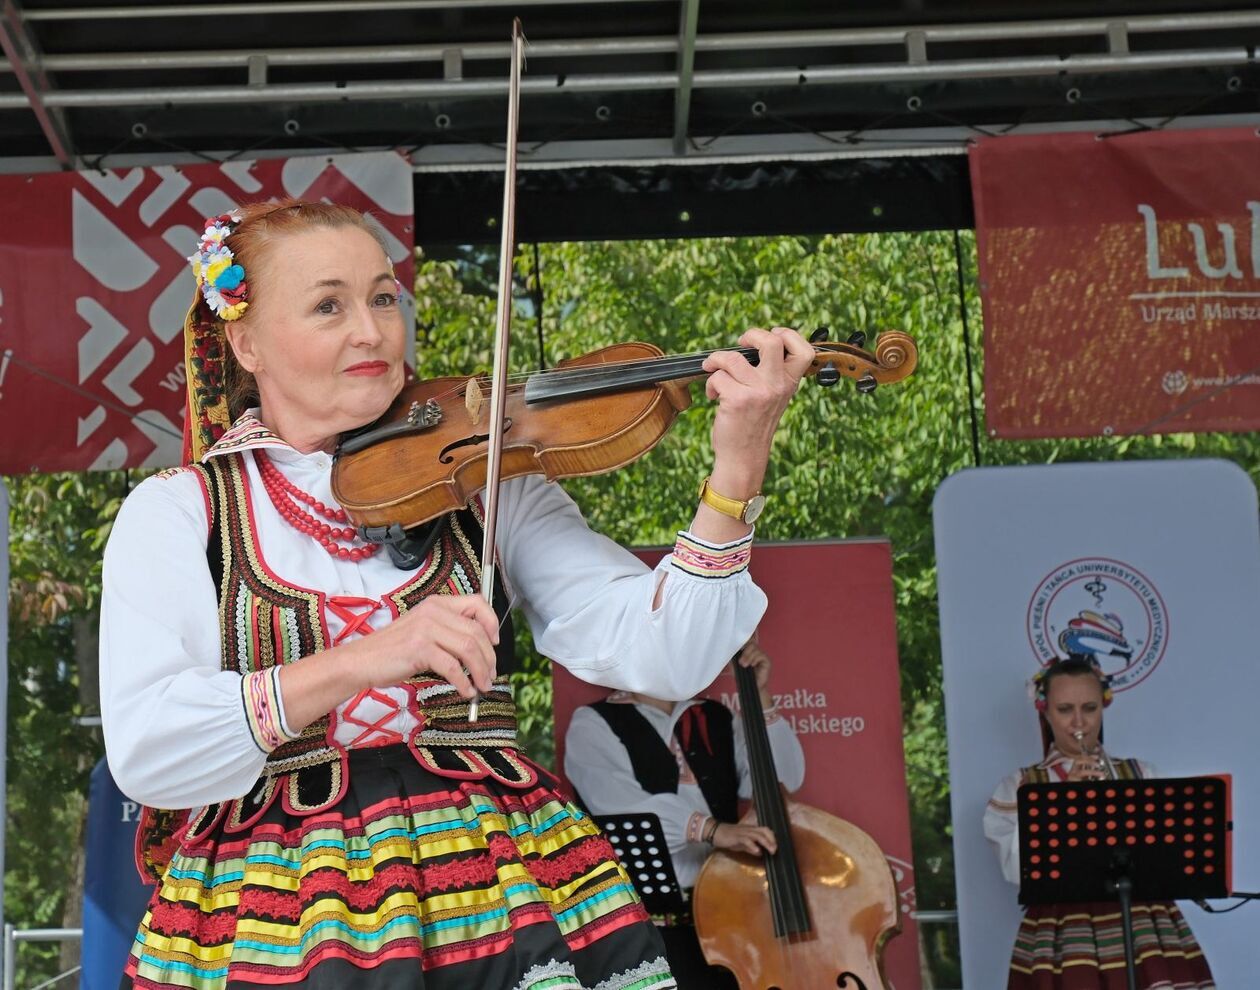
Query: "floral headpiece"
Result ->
[[180, 211, 249, 463], [188, 213, 249, 321], [1029, 655, 1114, 712]]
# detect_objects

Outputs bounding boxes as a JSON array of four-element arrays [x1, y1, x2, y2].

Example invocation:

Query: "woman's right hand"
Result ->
[[358, 594, 500, 699], [712, 822, 778, 856], [1066, 758, 1105, 781]]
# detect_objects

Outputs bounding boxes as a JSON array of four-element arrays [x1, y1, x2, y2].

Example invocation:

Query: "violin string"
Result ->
[[515, 340, 865, 391], [418, 349, 736, 408], [418, 351, 709, 404], [465, 342, 842, 402], [415, 340, 857, 412], [419, 341, 841, 399]]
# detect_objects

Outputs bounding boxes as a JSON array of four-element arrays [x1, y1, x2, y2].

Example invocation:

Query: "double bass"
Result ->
[[692, 653, 901, 989]]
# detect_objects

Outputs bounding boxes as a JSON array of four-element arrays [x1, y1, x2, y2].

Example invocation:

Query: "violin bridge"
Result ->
[[465, 378, 484, 426]]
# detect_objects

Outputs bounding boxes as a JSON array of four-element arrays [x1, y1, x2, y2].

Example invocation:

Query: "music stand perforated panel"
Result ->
[[593, 813, 686, 916], [1016, 775, 1232, 905]]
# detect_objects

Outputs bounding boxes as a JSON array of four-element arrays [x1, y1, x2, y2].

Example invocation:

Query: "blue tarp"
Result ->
[[82, 759, 150, 987]]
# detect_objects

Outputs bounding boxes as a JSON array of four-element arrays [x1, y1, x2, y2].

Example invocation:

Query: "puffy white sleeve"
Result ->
[[984, 769, 1025, 886], [563, 706, 699, 861], [498, 475, 767, 701], [99, 472, 290, 809], [734, 712, 806, 798]]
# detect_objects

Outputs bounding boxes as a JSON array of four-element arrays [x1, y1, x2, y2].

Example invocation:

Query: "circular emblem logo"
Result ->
[[1025, 557, 1169, 691], [1162, 370, 1189, 396]]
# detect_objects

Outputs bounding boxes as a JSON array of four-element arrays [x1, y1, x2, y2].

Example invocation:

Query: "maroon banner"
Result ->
[[0, 153, 415, 474], [552, 539, 922, 990], [972, 126, 1260, 438]]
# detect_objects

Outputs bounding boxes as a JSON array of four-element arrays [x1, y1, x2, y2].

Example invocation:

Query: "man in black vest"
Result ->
[[563, 639, 805, 987]]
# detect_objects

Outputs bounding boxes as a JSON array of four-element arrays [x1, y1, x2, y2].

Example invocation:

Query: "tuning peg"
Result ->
[[856, 374, 878, 395], [817, 366, 841, 387], [809, 326, 830, 343], [846, 330, 866, 348]]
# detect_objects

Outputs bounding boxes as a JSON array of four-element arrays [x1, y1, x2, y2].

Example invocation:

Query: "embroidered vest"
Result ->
[[1021, 757, 1144, 784], [136, 453, 532, 880], [585, 699, 740, 824]]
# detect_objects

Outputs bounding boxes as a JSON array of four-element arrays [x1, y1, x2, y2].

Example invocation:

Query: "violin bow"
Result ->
[[470, 17, 524, 722]]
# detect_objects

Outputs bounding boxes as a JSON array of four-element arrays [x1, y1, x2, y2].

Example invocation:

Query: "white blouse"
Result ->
[[983, 748, 1155, 885], [564, 697, 806, 889], [100, 433, 767, 810]]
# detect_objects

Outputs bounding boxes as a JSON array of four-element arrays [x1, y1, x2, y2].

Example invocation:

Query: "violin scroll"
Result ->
[[808, 330, 918, 389]]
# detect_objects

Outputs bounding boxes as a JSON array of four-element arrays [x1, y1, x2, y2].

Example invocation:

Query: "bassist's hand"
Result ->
[[712, 822, 778, 856]]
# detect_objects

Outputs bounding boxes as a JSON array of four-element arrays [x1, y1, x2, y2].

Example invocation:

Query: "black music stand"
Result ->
[[1017, 775, 1232, 990], [594, 813, 687, 916]]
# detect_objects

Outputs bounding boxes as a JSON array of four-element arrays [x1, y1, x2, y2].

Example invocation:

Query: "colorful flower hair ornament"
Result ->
[[1029, 655, 1114, 713], [189, 212, 249, 321]]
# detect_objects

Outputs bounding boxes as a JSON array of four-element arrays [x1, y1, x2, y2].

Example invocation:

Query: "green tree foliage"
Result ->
[[417, 234, 989, 936], [415, 232, 1260, 986], [5, 471, 124, 984]]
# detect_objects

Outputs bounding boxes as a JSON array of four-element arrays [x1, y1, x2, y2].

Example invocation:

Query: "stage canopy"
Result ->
[[2, 0, 1260, 242]]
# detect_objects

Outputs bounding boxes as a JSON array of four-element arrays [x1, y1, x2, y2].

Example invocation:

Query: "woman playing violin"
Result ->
[[99, 199, 814, 989]]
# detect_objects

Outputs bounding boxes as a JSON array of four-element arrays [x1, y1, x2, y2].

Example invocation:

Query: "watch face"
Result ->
[[742, 494, 767, 524]]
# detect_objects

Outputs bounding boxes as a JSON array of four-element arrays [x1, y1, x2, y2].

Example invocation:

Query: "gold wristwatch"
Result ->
[[698, 476, 766, 525]]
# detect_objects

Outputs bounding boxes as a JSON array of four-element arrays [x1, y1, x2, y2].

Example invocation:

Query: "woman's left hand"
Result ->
[[702, 326, 814, 497]]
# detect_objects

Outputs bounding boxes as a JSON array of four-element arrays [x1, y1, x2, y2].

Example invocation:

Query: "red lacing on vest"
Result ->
[[328, 595, 409, 748], [327, 595, 382, 645], [341, 689, 408, 748]]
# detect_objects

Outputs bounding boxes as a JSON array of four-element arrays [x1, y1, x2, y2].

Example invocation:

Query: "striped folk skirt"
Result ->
[[1009, 901, 1215, 990], [124, 745, 675, 989]]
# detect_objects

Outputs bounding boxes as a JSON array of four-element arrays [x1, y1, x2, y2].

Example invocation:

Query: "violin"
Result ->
[[691, 654, 901, 989], [330, 330, 917, 534]]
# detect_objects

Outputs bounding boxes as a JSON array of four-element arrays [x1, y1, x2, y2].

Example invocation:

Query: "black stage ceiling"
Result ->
[[3, 1, 1260, 241]]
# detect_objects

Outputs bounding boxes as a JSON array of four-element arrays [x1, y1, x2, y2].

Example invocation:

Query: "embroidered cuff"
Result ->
[[669, 530, 753, 579], [242, 667, 298, 754], [686, 812, 711, 845]]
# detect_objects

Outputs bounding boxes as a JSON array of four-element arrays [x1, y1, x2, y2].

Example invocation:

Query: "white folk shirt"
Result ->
[[983, 746, 1155, 885], [564, 696, 806, 889], [100, 430, 767, 810]]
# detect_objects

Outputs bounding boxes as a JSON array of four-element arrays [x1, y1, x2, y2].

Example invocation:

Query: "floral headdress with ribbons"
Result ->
[[1029, 655, 1114, 712], [181, 212, 247, 463]]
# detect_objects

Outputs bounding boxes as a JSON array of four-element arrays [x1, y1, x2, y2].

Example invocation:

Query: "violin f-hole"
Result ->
[[837, 974, 869, 989], [439, 418, 514, 464]]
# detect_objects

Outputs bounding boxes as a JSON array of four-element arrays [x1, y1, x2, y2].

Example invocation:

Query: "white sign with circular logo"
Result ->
[[1026, 557, 1169, 691]]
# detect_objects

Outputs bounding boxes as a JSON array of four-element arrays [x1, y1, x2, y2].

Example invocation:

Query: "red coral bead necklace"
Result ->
[[255, 449, 379, 561]]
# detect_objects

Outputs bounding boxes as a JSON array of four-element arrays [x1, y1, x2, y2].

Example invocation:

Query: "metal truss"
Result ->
[[0, 0, 73, 166], [1, 3, 1258, 166]]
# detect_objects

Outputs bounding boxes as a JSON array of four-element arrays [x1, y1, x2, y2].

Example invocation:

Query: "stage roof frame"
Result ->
[[3, 1, 1260, 241]]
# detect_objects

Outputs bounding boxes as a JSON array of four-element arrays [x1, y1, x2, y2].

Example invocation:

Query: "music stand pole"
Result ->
[[1111, 867, 1138, 990]]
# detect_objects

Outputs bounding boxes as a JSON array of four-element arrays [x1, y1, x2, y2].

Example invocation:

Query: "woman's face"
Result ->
[[1043, 672, 1105, 758], [226, 225, 406, 451]]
